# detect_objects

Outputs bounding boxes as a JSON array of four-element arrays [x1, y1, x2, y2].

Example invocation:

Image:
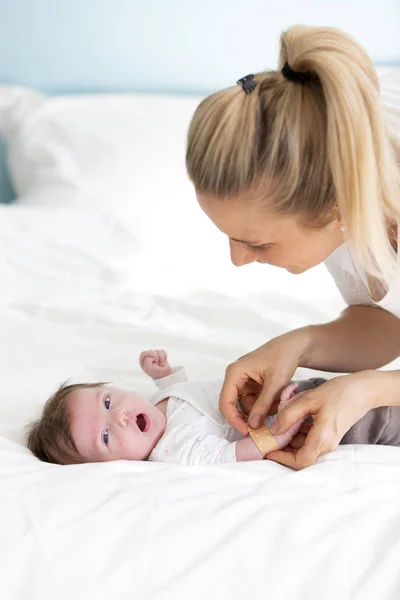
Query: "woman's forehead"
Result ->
[[196, 191, 297, 240]]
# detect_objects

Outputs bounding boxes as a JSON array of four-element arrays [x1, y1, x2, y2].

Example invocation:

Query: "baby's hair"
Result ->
[[186, 25, 400, 287], [27, 381, 106, 465]]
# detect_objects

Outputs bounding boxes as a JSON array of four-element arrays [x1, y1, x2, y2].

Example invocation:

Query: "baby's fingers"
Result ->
[[270, 392, 316, 436], [279, 382, 299, 406], [139, 350, 155, 368], [155, 349, 168, 366]]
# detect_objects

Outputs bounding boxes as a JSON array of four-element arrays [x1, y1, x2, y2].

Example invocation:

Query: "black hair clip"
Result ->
[[237, 74, 257, 95], [281, 62, 317, 84]]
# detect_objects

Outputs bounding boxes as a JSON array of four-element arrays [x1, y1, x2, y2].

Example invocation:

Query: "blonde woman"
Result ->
[[186, 25, 400, 469]]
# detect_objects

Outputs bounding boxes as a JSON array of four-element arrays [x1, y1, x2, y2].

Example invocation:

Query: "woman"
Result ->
[[185, 25, 400, 469]]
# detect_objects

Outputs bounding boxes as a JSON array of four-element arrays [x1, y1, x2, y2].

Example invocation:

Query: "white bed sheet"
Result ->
[[1, 71, 400, 598], [0, 202, 400, 600]]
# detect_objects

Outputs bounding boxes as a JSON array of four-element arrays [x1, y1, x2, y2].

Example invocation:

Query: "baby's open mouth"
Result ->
[[136, 414, 149, 433]]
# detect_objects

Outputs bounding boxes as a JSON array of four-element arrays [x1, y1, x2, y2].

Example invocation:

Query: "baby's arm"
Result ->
[[151, 420, 263, 464], [139, 349, 188, 389], [153, 429, 261, 465], [235, 437, 264, 461], [160, 382, 303, 463]]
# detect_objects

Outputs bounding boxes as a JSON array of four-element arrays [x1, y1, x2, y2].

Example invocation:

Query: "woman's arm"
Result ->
[[371, 369, 400, 407], [300, 305, 400, 372], [219, 305, 400, 433]]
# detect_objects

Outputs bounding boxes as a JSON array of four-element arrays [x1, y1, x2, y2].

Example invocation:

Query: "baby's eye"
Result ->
[[104, 396, 111, 410], [102, 429, 109, 445]]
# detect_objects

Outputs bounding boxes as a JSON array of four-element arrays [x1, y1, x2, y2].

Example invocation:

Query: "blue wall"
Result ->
[[0, 0, 399, 95], [0, 0, 399, 202]]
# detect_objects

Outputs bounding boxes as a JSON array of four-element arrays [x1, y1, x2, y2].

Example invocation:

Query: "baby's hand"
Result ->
[[139, 349, 173, 380], [278, 382, 299, 410], [268, 383, 304, 450]]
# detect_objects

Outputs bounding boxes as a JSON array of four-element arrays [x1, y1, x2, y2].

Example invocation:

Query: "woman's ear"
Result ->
[[331, 201, 340, 220], [331, 202, 345, 231]]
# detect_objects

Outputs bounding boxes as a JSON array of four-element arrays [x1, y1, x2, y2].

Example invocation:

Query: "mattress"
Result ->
[[1, 75, 400, 598]]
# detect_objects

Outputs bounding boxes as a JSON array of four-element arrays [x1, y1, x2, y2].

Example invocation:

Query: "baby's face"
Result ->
[[67, 386, 165, 462]]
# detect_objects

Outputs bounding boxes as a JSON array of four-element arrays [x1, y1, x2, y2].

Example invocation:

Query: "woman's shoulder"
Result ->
[[324, 229, 400, 316], [324, 243, 374, 307]]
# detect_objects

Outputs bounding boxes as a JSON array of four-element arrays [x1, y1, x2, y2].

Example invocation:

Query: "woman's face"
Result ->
[[197, 192, 344, 274]]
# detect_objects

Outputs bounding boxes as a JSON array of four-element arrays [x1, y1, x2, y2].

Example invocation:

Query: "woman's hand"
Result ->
[[267, 371, 378, 469], [219, 329, 311, 436]]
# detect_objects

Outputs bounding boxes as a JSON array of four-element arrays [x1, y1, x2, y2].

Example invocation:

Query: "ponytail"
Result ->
[[186, 25, 400, 287]]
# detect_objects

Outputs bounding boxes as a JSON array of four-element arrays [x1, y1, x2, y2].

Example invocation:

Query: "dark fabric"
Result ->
[[295, 378, 400, 447]]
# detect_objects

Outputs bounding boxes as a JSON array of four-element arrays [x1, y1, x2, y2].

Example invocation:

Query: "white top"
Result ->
[[325, 225, 400, 318], [147, 368, 243, 465]]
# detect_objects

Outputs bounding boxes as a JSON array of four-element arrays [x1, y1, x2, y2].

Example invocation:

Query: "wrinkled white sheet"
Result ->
[[0, 202, 400, 599]]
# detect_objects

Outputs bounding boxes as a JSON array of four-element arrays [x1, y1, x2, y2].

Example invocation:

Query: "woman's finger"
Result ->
[[288, 433, 307, 450], [247, 381, 280, 429], [266, 442, 318, 470], [219, 367, 250, 435], [240, 381, 262, 395], [299, 422, 312, 435], [238, 393, 256, 415], [267, 419, 334, 469], [266, 447, 308, 470]]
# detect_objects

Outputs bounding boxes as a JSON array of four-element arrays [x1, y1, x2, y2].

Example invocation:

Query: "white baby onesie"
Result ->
[[148, 368, 245, 465], [147, 369, 324, 465]]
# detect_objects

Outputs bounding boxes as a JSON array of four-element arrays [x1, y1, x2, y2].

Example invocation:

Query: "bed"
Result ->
[[1, 69, 400, 599]]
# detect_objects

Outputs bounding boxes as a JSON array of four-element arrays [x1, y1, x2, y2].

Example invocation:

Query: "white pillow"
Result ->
[[0, 86, 225, 282], [0, 86, 204, 225]]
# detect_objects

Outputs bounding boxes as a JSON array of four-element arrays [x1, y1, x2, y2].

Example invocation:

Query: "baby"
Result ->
[[27, 350, 400, 465]]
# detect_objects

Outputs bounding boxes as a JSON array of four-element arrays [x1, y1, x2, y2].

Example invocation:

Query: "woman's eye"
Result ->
[[249, 245, 267, 252], [104, 396, 111, 410], [102, 429, 109, 445]]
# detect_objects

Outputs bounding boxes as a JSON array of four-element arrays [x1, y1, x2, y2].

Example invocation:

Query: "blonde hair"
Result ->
[[26, 381, 105, 465], [186, 25, 400, 286]]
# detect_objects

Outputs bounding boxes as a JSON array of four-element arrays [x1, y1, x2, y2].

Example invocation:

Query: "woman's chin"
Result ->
[[286, 266, 305, 274]]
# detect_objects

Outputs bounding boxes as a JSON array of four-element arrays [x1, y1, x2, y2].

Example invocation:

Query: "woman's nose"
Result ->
[[229, 240, 256, 267]]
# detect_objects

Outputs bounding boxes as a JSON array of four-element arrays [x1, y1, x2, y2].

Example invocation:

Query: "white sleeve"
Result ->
[[149, 422, 237, 465], [324, 245, 372, 308], [153, 367, 187, 390]]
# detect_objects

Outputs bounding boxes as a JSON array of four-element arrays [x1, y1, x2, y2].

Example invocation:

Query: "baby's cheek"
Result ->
[[119, 436, 148, 461]]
